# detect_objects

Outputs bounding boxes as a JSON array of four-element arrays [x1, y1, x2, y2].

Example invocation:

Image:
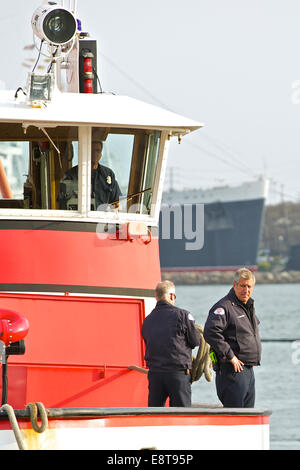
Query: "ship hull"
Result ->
[[159, 197, 265, 272], [0, 407, 271, 450]]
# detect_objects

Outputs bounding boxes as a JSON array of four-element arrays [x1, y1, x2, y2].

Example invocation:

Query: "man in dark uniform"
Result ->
[[204, 268, 261, 408], [62, 140, 121, 209], [141, 280, 200, 407]]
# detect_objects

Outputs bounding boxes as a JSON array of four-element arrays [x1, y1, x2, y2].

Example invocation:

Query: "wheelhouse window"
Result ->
[[0, 123, 161, 217], [0, 123, 78, 210], [91, 128, 160, 215]]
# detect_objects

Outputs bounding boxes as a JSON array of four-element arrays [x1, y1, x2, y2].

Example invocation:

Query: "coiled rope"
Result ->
[[191, 324, 213, 383], [26, 402, 48, 433]]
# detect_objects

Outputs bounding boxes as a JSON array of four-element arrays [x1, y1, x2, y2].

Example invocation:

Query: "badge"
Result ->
[[213, 307, 225, 315], [106, 176, 111, 184]]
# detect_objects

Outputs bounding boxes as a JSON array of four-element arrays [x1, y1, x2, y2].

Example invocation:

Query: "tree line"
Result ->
[[261, 202, 300, 257]]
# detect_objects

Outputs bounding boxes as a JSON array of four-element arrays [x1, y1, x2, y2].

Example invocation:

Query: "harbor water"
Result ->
[[174, 283, 300, 450]]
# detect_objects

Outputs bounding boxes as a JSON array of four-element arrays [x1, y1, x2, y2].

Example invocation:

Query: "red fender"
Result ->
[[0, 309, 29, 346]]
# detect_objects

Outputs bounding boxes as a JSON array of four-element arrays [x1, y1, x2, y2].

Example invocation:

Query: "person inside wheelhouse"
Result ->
[[59, 140, 121, 211]]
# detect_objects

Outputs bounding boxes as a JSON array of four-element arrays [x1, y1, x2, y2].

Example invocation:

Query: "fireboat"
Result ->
[[0, 1, 271, 450]]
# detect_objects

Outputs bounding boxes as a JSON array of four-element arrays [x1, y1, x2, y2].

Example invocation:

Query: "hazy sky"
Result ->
[[1, 0, 300, 204]]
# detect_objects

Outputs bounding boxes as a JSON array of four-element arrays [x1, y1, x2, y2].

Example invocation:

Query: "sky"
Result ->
[[1, 0, 300, 204]]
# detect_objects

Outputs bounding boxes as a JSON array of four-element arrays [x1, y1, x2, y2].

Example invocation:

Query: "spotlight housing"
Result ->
[[31, 4, 77, 46]]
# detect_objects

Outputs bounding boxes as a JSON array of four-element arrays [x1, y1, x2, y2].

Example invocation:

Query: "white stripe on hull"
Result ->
[[0, 423, 269, 450]]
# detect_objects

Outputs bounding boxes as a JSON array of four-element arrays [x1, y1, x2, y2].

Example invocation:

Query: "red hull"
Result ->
[[0, 224, 160, 409], [0, 226, 160, 290]]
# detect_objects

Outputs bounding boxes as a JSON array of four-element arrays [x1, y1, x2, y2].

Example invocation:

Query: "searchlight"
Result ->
[[27, 2, 78, 104], [31, 2, 77, 46]]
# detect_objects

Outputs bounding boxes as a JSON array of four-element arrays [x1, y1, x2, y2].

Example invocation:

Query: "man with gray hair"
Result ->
[[141, 280, 200, 407], [204, 268, 261, 407]]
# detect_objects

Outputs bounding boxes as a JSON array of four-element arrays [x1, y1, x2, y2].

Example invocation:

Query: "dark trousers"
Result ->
[[148, 370, 192, 407], [216, 363, 255, 408]]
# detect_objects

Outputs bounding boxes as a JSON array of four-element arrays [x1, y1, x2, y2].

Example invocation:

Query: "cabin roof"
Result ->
[[0, 90, 203, 135]]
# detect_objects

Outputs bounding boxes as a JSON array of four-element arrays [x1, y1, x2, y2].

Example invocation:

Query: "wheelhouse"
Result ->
[[0, 91, 201, 228]]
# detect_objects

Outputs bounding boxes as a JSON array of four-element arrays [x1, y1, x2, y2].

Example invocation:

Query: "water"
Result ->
[[174, 283, 300, 450]]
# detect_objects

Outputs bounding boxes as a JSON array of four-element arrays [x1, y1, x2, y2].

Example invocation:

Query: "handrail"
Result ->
[[6, 361, 147, 370], [128, 365, 148, 374]]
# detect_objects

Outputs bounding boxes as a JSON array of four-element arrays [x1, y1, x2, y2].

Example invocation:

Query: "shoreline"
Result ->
[[161, 270, 300, 285]]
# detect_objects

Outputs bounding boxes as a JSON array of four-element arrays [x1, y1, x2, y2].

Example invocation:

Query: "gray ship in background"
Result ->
[[159, 177, 269, 272]]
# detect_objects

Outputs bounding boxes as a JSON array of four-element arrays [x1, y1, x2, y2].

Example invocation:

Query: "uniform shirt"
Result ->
[[203, 288, 261, 366], [63, 164, 121, 208], [141, 300, 201, 371]]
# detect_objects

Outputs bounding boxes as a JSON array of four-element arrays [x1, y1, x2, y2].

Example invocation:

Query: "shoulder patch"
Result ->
[[188, 313, 195, 321], [213, 307, 225, 315]]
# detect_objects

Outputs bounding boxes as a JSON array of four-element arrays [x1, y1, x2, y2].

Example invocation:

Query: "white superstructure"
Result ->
[[163, 177, 269, 205]]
